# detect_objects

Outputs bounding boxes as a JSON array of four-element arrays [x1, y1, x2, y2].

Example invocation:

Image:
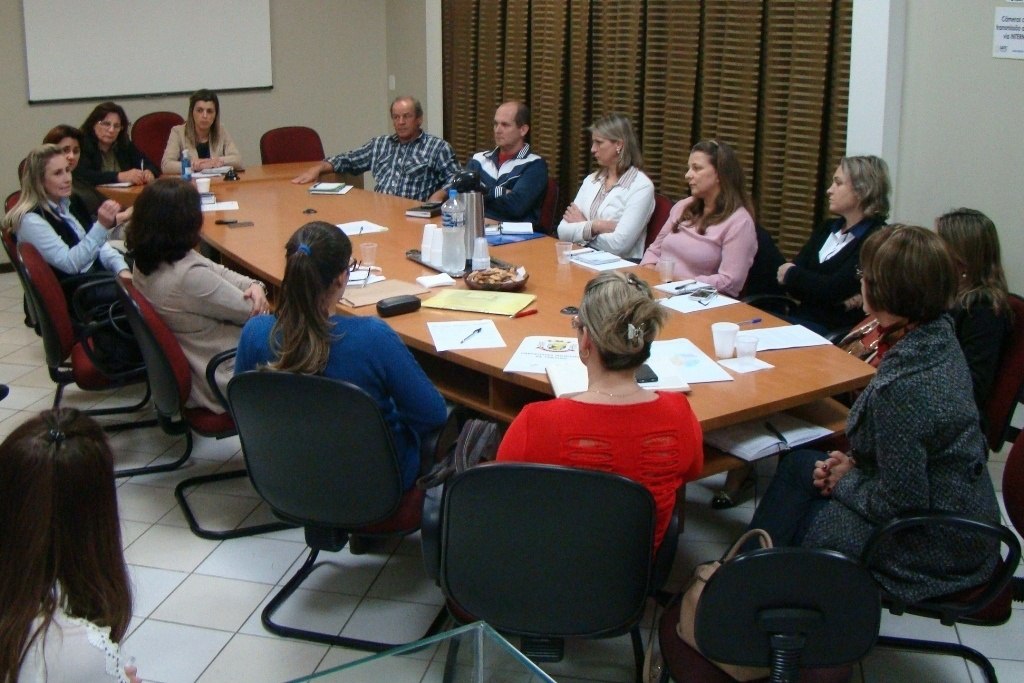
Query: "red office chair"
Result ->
[[645, 192, 673, 249], [259, 126, 325, 164], [16, 242, 150, 421], [1001, 430, 1024, 601], [130, 111, 184, 171], [984, 294, 1024, 452], [537, 177, 560, 234], [5, 190, 19, 212], [116, 280, 288, 540]]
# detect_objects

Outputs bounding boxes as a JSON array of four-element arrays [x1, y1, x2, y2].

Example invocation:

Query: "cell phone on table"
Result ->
[[635, 363, 658, 384]]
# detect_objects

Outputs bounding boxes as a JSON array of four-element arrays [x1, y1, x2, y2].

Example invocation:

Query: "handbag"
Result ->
[[416, 418, 501, 489], [679, 528, 773, 681]]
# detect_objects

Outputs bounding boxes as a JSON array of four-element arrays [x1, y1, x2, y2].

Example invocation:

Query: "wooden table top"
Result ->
[[195, 168, 874, 431]]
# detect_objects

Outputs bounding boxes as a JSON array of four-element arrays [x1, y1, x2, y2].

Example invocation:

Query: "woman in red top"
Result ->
[[496, 271, 704, 548]]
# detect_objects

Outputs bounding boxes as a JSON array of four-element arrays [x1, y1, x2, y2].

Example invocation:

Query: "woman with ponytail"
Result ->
[[234, 221, 446, 490], [496, 272, 704, 549]]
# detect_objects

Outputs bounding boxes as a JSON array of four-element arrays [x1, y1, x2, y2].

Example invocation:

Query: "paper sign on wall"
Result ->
[[994, 8, 1024, 59]]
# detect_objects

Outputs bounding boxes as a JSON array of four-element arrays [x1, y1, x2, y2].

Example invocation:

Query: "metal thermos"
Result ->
[[453, 171, 485, 263]]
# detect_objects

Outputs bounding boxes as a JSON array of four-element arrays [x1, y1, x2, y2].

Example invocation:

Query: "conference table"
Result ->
[[105, 164, 875, 478]]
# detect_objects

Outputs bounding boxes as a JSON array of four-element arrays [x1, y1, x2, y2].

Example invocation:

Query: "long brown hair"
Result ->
[[0, 409, 131, 681], [80, 101, 131, 149], [677, 139, 752, 235], [270, 221, 352, 374], [127, 178, 204, 274], [183, 89, 224, 148], [936, 208, 1009, 317]]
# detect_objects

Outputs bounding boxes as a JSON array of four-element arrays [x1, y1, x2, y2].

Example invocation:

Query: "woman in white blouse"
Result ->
[[557, 113, 654, 260]]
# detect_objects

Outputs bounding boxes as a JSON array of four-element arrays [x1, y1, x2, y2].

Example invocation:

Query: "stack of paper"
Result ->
[[310, 182, 351, 195], [704, 413, 833, 462], [545, 360, 690, 397]]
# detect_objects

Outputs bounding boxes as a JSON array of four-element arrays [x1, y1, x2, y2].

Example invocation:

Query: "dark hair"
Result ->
[[0, 409, 131, 680], [677, 139, 753, 235], [511, 101, 531, 128], [42, 124, 84, 146], [577, 272, 667, 371], [270, 221, 352, 374], [81, 101, 131, 149], [840, 156, 890, 219], [860, 225, 957, 323], [126, 178, 203, 275], [184, 89, 222, 147], [936, 208, 1009, 316]]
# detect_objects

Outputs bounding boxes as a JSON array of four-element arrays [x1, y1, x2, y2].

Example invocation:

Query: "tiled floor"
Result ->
[[1, 269, 1022, 682]]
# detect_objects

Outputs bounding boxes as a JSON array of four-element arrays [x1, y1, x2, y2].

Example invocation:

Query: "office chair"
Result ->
[[537, 177, 560, 234], [984, 293, 1024, 452], [259, 126, 325, 164], [645, 192, 673, 250], [227, 371, 445, 652], [655, 547, 880, 683], [131, 111, 184, 170], [865, 512, 1020, 683], [16, 242, 150, 422], [1001, 430, 1024, 602], [434, 463, 660, 682]]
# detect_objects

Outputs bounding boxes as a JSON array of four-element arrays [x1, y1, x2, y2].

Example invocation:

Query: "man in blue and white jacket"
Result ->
[[433, 101, 548, 227]]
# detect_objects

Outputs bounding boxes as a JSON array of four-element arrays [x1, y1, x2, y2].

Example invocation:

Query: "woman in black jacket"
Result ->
[[77, 101, 160, 187]]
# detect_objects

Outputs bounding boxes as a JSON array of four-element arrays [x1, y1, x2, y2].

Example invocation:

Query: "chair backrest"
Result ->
[[227, 372, 404, 528], [1001, 431, 1024, 542], [537, 177, 559, 233], [259, 126, 326, 164], [741, 224, 787, 298], [695, 547, 880, 671], [115, 279, 192, 424], [439, 463, 655, 637], [16, 242, 75, 367], [985, 293, 1024, 451], [4, 190, 19, 212], [645, 192, 673, 249], [130, 111, 184, 169]]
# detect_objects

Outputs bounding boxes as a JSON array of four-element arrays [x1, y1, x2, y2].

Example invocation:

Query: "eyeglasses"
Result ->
[[348, 258, 362, 273], [571, 315, 585, 331], [97, 121, 122, 130]]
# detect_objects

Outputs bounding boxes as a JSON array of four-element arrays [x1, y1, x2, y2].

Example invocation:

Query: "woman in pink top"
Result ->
[[639, 140, 756, 297]]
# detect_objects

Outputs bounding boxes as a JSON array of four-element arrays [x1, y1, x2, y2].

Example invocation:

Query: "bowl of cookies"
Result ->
[[464, 266, 529, 292]]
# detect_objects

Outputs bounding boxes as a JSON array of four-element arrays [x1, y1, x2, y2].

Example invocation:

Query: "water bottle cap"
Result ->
[[448, 189, 457, 198]]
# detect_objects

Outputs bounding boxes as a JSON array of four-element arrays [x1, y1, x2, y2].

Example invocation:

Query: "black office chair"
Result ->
[[434, 463, 659, 682], [655, 547, 880, 683], [227, 371, 445, 652], [865, 512, 1021, 683]]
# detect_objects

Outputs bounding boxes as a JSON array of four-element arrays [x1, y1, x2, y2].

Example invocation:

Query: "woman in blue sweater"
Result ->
[[234, 221, 446, 490]]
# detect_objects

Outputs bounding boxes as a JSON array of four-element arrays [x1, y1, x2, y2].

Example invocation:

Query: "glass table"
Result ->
[[286, 622, 557, 682]]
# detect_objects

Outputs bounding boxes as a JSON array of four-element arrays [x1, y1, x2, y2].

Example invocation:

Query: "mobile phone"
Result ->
[[690, 287, 718, 305], [635, 363, 658, 384]]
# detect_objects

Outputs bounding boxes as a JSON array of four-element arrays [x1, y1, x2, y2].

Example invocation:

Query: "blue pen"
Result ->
[[737, 318, 762, 325]]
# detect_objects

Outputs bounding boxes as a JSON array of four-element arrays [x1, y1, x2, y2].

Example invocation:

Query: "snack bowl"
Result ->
[[464, 266, 529, 292]]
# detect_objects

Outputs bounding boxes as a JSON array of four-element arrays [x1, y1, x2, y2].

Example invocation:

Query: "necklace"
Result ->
[[587, 384, 643, 398]]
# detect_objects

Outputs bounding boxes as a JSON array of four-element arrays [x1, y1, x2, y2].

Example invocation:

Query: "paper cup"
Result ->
[[556, 241, 572, 265], [711, 322, 740, 359], [194, 177, 211, 193]]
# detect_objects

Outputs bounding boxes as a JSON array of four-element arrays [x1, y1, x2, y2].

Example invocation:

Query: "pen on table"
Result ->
[[460, 327, 482, 344], [511, 308, 538, 319], [765, 421, 789, 446], [737, 317, 762, 325]]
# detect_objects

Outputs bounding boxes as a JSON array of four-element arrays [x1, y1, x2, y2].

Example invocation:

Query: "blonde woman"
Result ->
[[557, 114, 655, 260]]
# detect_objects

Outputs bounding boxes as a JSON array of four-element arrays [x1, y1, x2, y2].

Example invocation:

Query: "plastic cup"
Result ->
[[656, 259, 676, 283], [194, 177, 211, 193], [360, 242, 378, 267], [711, 322, 740, 359], [472, 236, 490, 270], [735, 334, 758, 361], [555, 241, 572, 265]]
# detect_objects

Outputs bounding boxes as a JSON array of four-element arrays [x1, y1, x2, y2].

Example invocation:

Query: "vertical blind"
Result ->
[[441, 0, 852, 255]]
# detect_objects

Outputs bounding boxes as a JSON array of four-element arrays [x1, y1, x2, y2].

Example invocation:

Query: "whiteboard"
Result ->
[[23, 0, 272, 102]]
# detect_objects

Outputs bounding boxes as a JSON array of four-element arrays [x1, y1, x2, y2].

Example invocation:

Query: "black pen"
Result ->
[[460, 327, 482, 344], [765, 421, 789, 446]]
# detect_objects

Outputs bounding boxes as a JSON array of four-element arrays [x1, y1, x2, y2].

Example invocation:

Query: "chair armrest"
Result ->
[[68, 273, 119, 322], [420, 484, 443, 583], [205, 348, 237, 413], [861, 510, 1021, 621], [741, 293, 799, 317]]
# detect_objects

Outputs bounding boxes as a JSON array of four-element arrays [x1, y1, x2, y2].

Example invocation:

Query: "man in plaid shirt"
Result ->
[[293, 96, 460, 201]]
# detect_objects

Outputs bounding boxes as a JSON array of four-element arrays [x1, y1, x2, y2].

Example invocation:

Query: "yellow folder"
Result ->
[[421, 289, 536, 316]]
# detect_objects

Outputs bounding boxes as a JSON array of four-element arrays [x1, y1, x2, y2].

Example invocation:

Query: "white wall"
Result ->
[[893, 0, 1024, 294], [0, 0, 393, 196]]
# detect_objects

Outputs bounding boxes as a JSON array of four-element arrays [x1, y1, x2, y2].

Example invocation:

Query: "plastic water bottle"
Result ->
[[181, 149, 192, 180], [441, 189, 466, 272]]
